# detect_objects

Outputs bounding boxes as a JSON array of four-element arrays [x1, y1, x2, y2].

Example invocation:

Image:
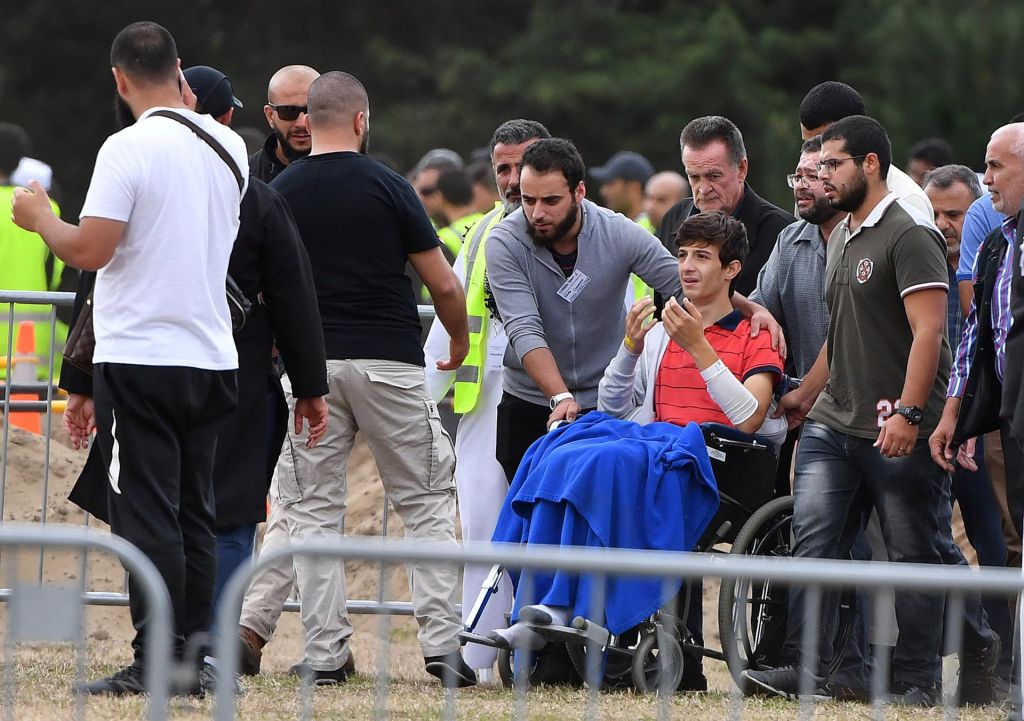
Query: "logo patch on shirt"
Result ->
[[856, 258, 874, 284]]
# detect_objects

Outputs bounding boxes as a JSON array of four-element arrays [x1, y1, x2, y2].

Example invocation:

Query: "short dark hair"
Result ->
[[821, 115, 892, 178], [308, 71, 368, 129], [800, 135, 823, 155], [680, 116, 746, 167], [522, 138, 585, 190], [909, 137, 954, 168], [489, 119, 551, 156], [109, 21, 178, 85], [799, 81, 866, 131], [437, 168, 473, 206], [922, 164, 983, 201], [675, 211, 748, 294], [0, 124, 32, 176], [468, 159, 497, 193]]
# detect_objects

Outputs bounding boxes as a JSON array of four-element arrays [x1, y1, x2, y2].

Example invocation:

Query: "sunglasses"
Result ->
[[268, 103, 308, 121]]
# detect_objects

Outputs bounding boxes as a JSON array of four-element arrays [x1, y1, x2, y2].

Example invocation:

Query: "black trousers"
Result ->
[[495, 392, 556, 484], [94, 363, 237, 663]]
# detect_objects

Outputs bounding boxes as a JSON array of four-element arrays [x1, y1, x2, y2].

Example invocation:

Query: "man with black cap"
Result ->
[[183, 65, 244, 123], [592, 150, 656, 231]]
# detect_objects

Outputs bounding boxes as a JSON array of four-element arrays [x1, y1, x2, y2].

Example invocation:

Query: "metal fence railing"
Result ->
[[0, 289, 438, 617], [0, 522, 172, 721], [210, 536, 1024, 721]]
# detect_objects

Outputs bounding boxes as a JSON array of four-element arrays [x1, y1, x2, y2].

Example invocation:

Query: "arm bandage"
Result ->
[[700, 360, 758, 426]]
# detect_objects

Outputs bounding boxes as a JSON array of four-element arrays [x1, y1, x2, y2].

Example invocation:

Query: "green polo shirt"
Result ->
[[808, 194, 951, 439]]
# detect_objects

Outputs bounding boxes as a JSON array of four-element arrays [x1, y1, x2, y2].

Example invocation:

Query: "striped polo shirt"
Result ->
[[654, 310, 783, 426]]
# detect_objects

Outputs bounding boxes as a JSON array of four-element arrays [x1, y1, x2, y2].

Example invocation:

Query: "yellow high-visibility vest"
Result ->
[[453, 204, 505, 414], [0, 186, 66, 380], [631, 214, 656, 302]]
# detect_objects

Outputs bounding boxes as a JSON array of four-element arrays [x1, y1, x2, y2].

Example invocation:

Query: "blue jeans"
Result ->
[[210, 523, 258, 634], [789, 421, 944, 687]]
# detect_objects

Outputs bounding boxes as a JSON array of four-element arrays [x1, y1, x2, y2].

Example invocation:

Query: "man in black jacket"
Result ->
[[249, 65, 319, 183], [657, 116, 794, 296]]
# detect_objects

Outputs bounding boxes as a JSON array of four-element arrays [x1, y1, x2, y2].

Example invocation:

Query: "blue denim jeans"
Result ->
[[789, 420, 944, 687], [210, 523, 258, 634]]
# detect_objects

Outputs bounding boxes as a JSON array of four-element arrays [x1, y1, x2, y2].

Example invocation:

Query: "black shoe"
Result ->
[[741, 665, 828, 700], [198, 662, 245, 697], [424, 651, 477, 688], [289, 653, 356, 687], [72, 664, 146, 696], [888, 680, 939, 707], [823, 681, 871, 703], [960, 637, 1003, 705]]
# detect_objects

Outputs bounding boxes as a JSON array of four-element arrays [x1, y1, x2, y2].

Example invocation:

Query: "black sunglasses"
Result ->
[[268, 103, 308, 121]]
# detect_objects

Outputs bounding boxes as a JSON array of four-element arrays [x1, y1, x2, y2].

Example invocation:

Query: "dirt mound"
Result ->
[[0, 423, 410, 659]]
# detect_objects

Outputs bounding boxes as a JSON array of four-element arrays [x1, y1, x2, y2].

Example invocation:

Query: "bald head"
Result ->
[[267, 65, 319, 103], [307, 71, 368, 130], [984, 123, 1024, 215], [644, 171, 689, 230]]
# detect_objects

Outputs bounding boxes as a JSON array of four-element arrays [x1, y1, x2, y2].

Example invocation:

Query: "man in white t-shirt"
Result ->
[[12, 21, 249, 697]]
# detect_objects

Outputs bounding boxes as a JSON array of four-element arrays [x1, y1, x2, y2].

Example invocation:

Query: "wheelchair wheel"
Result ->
[[631, 630, 685, 693], [565, 632, 636, 690], [718, 495, 795, 687]]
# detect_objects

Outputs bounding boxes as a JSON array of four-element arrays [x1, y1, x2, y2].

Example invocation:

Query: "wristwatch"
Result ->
[[895, 405, 924, 425], [549, 392, 574, 411]]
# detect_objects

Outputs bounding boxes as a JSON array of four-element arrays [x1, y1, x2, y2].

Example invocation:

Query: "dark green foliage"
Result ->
[[1, 0, 1021, 217]]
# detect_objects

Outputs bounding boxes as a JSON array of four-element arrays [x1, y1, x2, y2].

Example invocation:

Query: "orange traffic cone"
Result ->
[[9, 321, 41, 434]]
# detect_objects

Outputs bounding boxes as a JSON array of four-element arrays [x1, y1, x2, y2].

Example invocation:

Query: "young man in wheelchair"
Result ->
[[487, 212, 787, 687]]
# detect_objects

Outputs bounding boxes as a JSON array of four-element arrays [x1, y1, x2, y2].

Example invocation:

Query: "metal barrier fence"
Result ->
[[211, 536, 1024, 721], [0, 289, 438, 616], [0, 522, 172, 721]]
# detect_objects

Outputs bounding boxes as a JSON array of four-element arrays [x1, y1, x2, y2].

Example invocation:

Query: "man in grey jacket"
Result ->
[[487, 138, 682, 483]]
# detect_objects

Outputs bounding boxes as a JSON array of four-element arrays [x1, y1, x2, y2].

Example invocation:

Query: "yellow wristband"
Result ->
[[623, 336, 638, 354]]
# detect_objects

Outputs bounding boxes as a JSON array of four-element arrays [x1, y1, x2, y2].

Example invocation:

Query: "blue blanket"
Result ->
[[492, 412, 718, 634]]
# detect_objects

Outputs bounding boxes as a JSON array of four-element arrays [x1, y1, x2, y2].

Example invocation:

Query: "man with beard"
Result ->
[[237, 71, 475, 688], [743, 116, 952, 705], [250, 65, 318, 183], [487, 138, 681, 484], [423, 118, 550, 679], [12, 21, 248, 695]]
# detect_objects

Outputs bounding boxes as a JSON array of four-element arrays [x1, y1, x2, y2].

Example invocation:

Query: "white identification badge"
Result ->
[[556, 270, 591, 303]]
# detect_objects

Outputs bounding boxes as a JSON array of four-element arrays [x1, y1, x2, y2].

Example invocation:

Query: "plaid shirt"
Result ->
[[948, 215, 1016, 397], [947, 264, 962, 356], [750, 220, 829, 378]]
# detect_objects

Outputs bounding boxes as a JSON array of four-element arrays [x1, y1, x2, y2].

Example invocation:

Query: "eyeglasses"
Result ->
[[815, 155, 868, 173], [268, 103, 308, 121], [786, 173, 820, 188]]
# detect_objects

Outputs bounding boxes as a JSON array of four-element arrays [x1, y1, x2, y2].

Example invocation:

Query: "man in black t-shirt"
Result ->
[[237, 71, 474, 688]]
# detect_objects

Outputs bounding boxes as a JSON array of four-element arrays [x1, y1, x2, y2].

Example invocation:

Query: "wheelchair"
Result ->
[[460, 422, 855, 693]]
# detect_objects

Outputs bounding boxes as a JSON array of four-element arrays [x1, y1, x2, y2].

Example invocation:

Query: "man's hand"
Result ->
[[748, 303, 788, 361], [63, 393, 96, 451], [773, 389, 814, 430], [436, 335, 469, 371], [547, 398, 580, 430], [928, 408, 959, 472], [662, 296, 706, 352], [624, 297, 657, 354], [874, 413, 918, 458], [956, 436, 979, 472], [177, 66, 197, 110], [12, 181, 56, 233], [293, 396, 328, 449]]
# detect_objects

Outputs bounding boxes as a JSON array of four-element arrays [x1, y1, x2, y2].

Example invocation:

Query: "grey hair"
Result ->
[[922, 164, 983, 201], [489, 119, 551, 156], [680, 116, 746, 167]]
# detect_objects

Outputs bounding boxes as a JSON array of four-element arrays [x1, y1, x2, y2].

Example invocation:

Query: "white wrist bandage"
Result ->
[[700, 360, 758, 426]]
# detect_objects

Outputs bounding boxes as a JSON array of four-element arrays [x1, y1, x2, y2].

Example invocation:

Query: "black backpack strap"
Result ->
[[150, 109, 244, 194]]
